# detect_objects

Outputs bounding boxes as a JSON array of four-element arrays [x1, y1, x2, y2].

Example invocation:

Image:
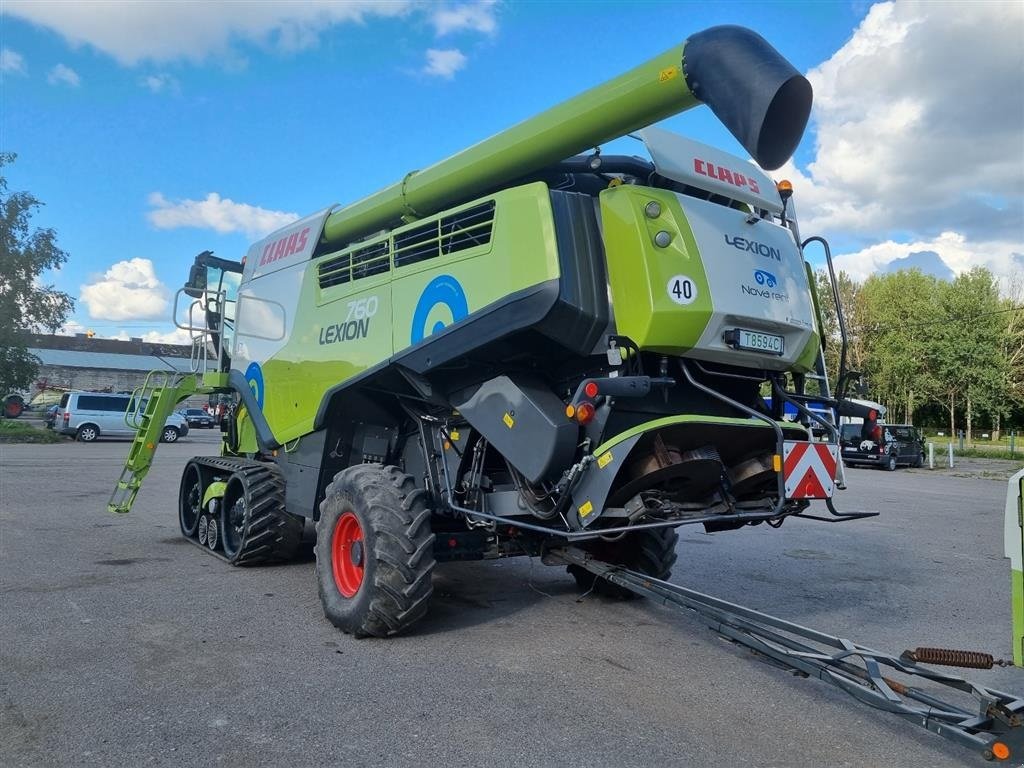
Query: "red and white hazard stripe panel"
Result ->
[[783, 441, 838, 500]]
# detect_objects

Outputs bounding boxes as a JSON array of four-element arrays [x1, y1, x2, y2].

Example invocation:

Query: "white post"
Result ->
[[928, 441, 934, 469], [948, 441, 954, 468]]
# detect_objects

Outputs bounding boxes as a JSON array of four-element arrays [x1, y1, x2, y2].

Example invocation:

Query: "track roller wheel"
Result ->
[[179, 462, 203, 537], [569, 526, 679, 599], [198, 515, 209, 546], [219, 465, 302, 565], [315, 464, 435, 638]]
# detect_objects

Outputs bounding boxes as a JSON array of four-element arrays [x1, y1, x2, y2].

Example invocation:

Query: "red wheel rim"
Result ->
[[332, 511, 365, 598]]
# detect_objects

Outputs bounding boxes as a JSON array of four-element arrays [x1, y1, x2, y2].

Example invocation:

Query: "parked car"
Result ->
[[44, 404, 59, 428], [53, 391, 189, 443], [840, 423, 925, 471], [179, 408, 215, 428]]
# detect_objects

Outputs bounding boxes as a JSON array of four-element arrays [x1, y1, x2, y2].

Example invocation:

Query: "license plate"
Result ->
[[735, 329, 784, 355]]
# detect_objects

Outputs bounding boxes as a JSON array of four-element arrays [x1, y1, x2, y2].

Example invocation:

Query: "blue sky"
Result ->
[[2, 1, 1021, 341]]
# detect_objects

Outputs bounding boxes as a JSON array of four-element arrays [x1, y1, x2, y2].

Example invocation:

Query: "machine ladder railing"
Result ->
[[108, 371, 198, 514], [549, 547, 1023, 763]]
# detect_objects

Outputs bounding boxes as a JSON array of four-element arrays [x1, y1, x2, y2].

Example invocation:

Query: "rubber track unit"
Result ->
[[316, 464, 435, 638], [182, 456, 302, 565]]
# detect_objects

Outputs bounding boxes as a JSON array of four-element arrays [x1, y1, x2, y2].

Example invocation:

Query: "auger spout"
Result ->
[[321, 24, 811, 249]]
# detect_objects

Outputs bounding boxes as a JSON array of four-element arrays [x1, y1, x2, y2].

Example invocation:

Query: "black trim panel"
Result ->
[[228, 369, 281, 450]]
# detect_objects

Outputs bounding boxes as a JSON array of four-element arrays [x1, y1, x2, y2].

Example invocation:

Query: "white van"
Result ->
[[53, 391, 189, 443]]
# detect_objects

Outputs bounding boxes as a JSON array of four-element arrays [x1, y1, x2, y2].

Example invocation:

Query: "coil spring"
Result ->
[[907, 646, 995, 669]]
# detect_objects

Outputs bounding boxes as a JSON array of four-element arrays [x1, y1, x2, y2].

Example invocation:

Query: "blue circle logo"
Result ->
[[244, 362, 265, 409], [411, 275, 469, 344]]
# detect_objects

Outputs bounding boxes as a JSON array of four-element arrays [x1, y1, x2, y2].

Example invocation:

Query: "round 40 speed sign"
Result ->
[[666, 275, 698, 305]]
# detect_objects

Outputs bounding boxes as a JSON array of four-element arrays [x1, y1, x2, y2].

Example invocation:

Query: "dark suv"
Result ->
[[840, 423, 925, 471], [181, 408, 215, 428]]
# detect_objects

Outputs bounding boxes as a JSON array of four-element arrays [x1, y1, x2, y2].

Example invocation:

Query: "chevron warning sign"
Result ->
[[783, 441, 838, 499]]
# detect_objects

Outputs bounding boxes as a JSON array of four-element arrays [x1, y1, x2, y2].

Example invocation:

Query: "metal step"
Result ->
[[108, 372, 198, 514]]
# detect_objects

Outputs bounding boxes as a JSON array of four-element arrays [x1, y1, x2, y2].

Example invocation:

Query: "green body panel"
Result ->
[[1013, 573, 1023, 667], [594, 413, 807, 457], [202, 481, 228, 507], [1013, 473, 1024, 665], [601, 186, 713, 353], [256, 184, 561, 444], [322, 47, 697, 248], [792, 262, 824, 374], [234, 406, 259, 455]]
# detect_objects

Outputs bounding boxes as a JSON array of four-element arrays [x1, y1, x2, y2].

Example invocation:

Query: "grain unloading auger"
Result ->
[[109, 25, 1024, 761]]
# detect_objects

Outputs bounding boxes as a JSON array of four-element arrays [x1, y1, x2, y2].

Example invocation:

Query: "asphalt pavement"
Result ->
[[1, 433, 1022, 767]]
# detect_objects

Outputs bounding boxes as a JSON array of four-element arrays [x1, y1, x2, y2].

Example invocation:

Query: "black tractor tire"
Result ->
[[884, 455, 898, 471], [315, 464, 435, 638], [219, 464, 303, 565], [76, 423, 100, 442], [179, 462, 203, 537], [569, 526, 679, 599]]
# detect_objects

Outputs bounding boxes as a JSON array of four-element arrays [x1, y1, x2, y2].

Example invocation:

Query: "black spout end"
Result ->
[[683, 26, 812, 170]]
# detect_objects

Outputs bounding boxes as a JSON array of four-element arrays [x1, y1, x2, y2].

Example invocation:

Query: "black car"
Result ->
[[840, 423, 925, 471], [181, 408, 215, 428]]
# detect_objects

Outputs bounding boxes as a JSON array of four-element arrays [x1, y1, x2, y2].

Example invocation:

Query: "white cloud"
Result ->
[[58, 320, 88, 336], [832, 232, 1023, 287], [47, 63, 80, 87], [147, 192, 298, 239], [4, 0, 416, 65], [80, 258, 169, 321], [423, 48, 466, 79], [0, 48, 26, 74], [778, 1, 1023, 285], [791, 1, 1023, 240], [140, 73, 179, 94], [431, 1, 497, 36]]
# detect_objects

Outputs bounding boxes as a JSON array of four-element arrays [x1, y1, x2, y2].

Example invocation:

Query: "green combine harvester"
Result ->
[[109, 25, 1024, 762], [110, 24, 878, 633]]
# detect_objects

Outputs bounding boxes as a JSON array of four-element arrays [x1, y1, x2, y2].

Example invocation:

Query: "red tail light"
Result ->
[[63, 411, 69, 423]]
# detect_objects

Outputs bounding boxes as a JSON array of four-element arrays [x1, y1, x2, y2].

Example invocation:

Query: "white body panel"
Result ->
[[641, 127, 783, 214], [242, 206, 335, 281], [678, 194, 817, 370]]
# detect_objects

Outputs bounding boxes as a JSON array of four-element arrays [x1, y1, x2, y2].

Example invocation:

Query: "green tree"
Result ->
[[0, 153, 74, 397], [858, 269, 940, 424], [932, 268, 1007, 442]]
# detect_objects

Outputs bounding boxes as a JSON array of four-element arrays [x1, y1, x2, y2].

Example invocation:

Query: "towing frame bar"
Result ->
[[547, 546, 1024, 762]]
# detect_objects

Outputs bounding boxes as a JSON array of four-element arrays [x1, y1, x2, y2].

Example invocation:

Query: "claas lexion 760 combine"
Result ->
[[109, 26, 1023, 761]]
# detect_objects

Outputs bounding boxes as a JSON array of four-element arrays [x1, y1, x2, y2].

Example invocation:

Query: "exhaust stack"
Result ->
[[321, 25, 811, 249]]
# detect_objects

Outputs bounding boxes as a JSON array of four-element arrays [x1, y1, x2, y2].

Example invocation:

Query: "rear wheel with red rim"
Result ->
[[315, 464, 435, 638], [331, 512, 364, 598]]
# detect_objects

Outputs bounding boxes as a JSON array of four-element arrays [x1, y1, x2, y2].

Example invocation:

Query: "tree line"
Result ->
[[815, 267, 1024, 440]]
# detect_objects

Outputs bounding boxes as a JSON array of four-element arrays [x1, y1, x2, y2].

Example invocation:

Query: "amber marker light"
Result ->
[[992, 742, 1010, 761], [565, 404, 576, 419], [776, 179, 793, 200]]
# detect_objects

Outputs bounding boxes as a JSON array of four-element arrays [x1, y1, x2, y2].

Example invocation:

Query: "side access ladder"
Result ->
[[549, 547, 1024, 763], [108, 371, 199, 514]]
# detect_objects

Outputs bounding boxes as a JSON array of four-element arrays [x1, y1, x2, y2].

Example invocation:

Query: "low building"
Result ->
[[23, 334, 206, 408]]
